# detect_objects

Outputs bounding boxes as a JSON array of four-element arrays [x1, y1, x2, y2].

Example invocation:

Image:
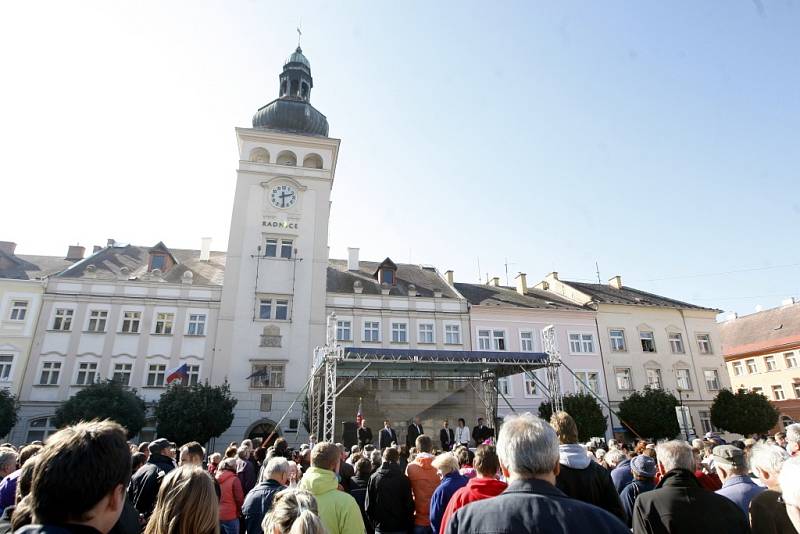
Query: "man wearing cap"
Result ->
[[714, 444, 766, 515], [619, 455, 657, 527], [128, 438, 177, 519]]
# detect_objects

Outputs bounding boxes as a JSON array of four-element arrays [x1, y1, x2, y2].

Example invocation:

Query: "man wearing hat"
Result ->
[[713, 444, 766, 515], [619, 455, 657, 527], [128, 438, 177, 519]]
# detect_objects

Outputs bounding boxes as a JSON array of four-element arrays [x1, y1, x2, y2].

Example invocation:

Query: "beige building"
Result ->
[[719, 299, 800, 431]]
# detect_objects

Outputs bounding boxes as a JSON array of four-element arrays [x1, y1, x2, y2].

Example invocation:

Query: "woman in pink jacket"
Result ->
[[216, 457, 245, 534]]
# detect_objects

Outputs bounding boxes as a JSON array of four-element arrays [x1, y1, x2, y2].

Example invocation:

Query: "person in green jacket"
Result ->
[[299, 442, 365, 534]]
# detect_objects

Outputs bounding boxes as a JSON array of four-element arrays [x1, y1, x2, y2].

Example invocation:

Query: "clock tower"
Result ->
[[213, 46, 340, 444]]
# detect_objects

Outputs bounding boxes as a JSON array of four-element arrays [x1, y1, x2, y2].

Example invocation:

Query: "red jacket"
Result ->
[[217, 469, 244, 521], [406, 454, 440, 526], [695, 470, 722, 491], [439, 477, 507, 533]]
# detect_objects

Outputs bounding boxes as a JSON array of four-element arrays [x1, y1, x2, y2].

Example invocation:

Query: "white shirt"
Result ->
[[455, 426, 470, 444]]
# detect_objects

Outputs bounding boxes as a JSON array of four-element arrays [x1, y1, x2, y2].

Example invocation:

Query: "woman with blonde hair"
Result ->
[[145, 465, 219, 534], [263, 488, 326, 534]]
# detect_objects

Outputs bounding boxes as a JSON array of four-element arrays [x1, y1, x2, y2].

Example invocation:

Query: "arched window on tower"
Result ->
[[276, 151, 297, 166], [290, 79, 299, 96], [302, 153, 323, 169], [280, 80, 287, 96], [249, 147, 270, 163], [301, 82, 309, 99]]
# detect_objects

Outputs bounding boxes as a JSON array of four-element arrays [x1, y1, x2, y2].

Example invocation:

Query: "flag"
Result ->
[[166, 363, 189, 385], [356, 397, 363, 426]]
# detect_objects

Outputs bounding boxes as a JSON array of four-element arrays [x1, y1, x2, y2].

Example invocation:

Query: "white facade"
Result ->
[[0, 278, 45, 398]]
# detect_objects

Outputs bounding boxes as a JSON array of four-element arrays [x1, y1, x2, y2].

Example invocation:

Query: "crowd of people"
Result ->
[[0, 415, 799, 533]]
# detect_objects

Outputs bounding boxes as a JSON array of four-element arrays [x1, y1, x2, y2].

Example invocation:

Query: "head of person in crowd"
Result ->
[[225, 445, 238, 458], [28, 420, 131, 534], [148, 438, 172, 458], [383, 420, 391, 430], [655, 440, 695, 476], [457, 418, 465, 428], [712, 445, 749, 483], [634, 440, 647, 455], [750, 443, 790, 491], [9, 457, 38, 531], [255, 446, 268, 465], [474, 444, 500, 479], [604, 448, 626, 469], [263, 488, 325, 534], [549, 411, 578, 445], [219, 457, 238, 474], [382, 446, 400, 464], [287, 461, 300, 485], [209, 452, 222, 466], [631, 455, 657, 482], [262, 456, 290, 486], [179, 441, 205, 466], [274, 437, 289, 458], [360, 418, 367, 429], [138, 441, 150, 460], [787, 424, 800, 455], [144, 465, 218, 534], [455, 446, 472, 468], [131, 452, 147, 474], [432, 452, 459, 479], [691, 438, 704, 450], [776, 432, 788, 448], [369, 449, 382, 470], [595, 448, 607, 464], [238, 444, 252, 461], [416, 434, 433, 454], [241, 439, 253, 449], [18, 443, 43, 467], [495, 412, 560, 485], [350, 445, 359, 456], [354, 458, 372, 481], [0, 448, 18, 478], [398, 445, 409, 460], [310, 442, 340, 474], [363, 444, 374, 454], [607, 438, 618, 450], [779, 456, 800, 532], [642, 445, 656, 460]]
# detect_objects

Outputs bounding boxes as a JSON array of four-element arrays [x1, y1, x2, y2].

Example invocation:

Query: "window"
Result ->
[[146, 364, 166, 387], [668, 333, 685, 354], [615, 368, 632, 391], [52, 308, 73, 331], [275, 300, 288, 320], [696, 334, 712, 354], [250, 363, 285, 389], [675, 368, 692, 390], [39, 361, 61, 385], [381, 269, 395, 285], [392, 378, 409, 391], [26, 417, 57, 443], [640, 331, 656, 352], [569, 333, 594, 353], [150, 254, 166, 271], [187, 314, 206, 336], [520, 331, 534, 352], [420, 379, 435, 392], [186, 364, 200, 386], [87, 310, 108, 332], [773, 385, 786, 401], [609, 329, 626, 352], [336, 321, 352, 341], [765, 355, 777, 371], [265, 238, 277, 257], [574, 371, 599, 394], [259, 299, 289, 320], [786, 352, 798, 369], [112, 363, 132, 385], [445, 324, 461, 345], [154, 313, 174, 335], [391, 323, 407, 343], [794, 383, 800, 399], [524, 373, 537, 397], [746, 359, 758, 374], [120, 311, 141, 333], [646, 368, 662, 389], [418, 323, 434, 344], [280, 240, 293, 259], [492, 330, 506, 351], [732, 361, 743, 376], [699, 411, 716, 435], [704, 370, 720, 391], [9, 300, 28, 321], [363, 321, 380, 342], [75, 362, 98, 385], [0, 355, 13, 381], [494, 377, 510, 396], [477, 330, 491, 350], [265, 238, 294, 259], [288, 418, 299, 431], [752, 386, 764, 396], [569, 334, 581, 353], [259, 299, 272, 319]]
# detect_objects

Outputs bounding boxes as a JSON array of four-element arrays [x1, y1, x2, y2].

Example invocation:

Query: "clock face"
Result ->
[[270, 184, 297, 209]]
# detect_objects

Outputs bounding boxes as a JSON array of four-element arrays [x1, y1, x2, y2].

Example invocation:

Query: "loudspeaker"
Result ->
[[341, 421, 357, 448]]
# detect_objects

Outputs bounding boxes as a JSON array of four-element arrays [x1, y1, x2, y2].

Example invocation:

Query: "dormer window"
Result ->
[[374, 258, 398, 286], [147, 242, 177, 273], [381, 269, 394, 285], [150, 254, 166, 271]]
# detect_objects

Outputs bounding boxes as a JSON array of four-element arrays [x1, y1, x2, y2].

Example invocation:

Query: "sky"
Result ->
[[2, 1, 799, 317]]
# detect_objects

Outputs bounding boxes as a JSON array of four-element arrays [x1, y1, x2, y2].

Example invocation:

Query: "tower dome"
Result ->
[[252, 46, 329, 136]]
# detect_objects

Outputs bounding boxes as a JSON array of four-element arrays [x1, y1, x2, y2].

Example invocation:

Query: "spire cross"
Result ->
[[297, 23, 302, 48]]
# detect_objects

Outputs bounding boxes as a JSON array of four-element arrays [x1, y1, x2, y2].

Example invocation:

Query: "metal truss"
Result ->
[[542, 325, 564, 413]]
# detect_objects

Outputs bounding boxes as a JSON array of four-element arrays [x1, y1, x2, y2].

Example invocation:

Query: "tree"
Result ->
[[0, 389, 19, 438], [618, 387, 680, 440], [710, 388, 779, 436], [155, 381, 237, 445], [538, 392, 608, 442], [53, 380, 146, 438]]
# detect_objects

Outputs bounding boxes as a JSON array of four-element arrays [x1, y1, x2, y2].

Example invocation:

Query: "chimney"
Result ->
[[489, 277, 501, 287], [0, 241, 17, 255], [107, 238, 115, 247], [782, 297, 797, 307], [65, 245, 85, 261], [445, 270, 454, 285], [547, 271, 559, 281], [93, 245, 102, 253], [200, 237, 212, 262], [515, 272, 528, 295], [347, 247, 360, 271], [609, 275, 623, 289]]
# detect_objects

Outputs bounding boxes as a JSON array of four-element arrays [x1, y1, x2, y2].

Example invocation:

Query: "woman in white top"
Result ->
[[454, 417, 470, 447]]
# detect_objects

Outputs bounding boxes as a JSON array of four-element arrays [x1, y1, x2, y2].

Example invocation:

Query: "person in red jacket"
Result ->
[[216, 457, 244, 534], [439, 444, 507, 534]]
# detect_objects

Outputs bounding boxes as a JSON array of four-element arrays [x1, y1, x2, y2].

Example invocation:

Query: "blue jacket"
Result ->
[[443, 478, 628, 534], [429, 472, 468, 534], [241, 479, 286, 534], [716, 475, 766, 516], [611, 458, 633, 493], [619, 479, 656, 527]]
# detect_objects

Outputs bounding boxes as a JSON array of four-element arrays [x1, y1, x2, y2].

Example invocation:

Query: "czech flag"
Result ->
[[166, 363, 189, 385], [356, 397, 363, 426]]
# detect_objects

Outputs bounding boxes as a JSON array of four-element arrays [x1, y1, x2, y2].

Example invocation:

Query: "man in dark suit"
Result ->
[[472, 417, 494, 445], [378, 420, 398, 450], [406, 416, 423, 449], [439, 420, 455, 452], [357, 419, 373, 448]]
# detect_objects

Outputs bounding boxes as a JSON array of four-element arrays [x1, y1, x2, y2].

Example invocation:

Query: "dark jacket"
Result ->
[[339, 459, 355, 492], [555, 444, 625, 521], [611, 458, 633, 493], [349, 475, 373, 534], [471, 425, 493, 445], [242, 479, 285, 534], [357, 426, 373, 447], [365, 461, 414, 533], [631, 468, 751, 534], [378, 427, 397, 450], [16, 525, 104, 534], [236, 457, 258, 496], [750, 489, 798, 534], [127, 453, 175, 518], [443, 478, 629, 534], [406, 423, 423, 449], [439, 428, 454, 452], [620, 479, 656, 527]]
